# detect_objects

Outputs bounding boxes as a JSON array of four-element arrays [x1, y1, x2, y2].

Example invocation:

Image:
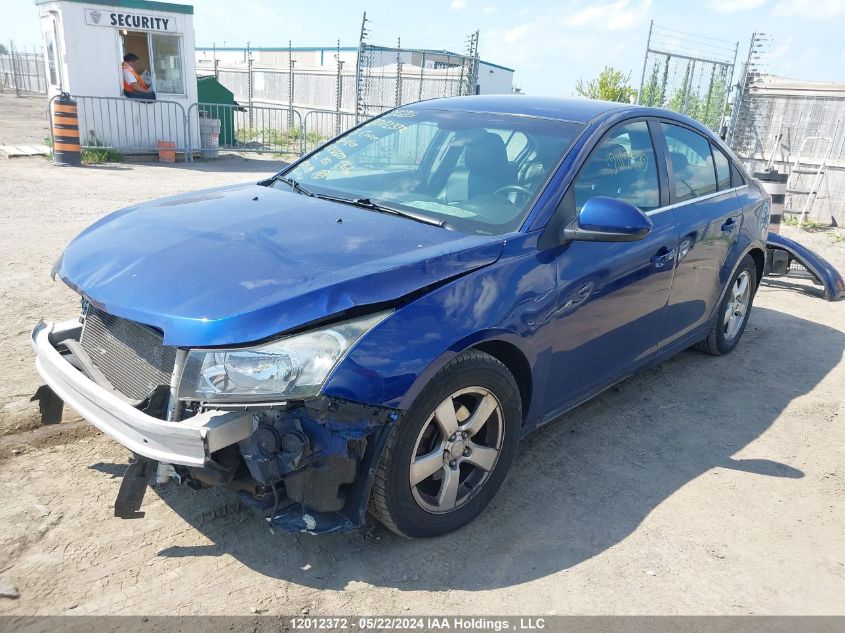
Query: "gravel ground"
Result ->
[[0, 93, 280, 436], [0, 92, 844, 616]]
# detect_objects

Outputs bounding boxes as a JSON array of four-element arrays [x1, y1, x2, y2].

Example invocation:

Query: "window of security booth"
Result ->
[[120, 30, 185, 95]]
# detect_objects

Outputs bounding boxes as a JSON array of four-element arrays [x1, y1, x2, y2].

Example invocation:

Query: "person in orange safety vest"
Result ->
[[122, 53, 156, 100]]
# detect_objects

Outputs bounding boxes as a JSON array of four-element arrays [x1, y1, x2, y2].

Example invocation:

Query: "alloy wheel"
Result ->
[[409, 386, 505, 514], [723, 270, 751, 341]]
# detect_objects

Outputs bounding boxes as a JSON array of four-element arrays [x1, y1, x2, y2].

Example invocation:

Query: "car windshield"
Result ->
[[277, 107, 584, 235]]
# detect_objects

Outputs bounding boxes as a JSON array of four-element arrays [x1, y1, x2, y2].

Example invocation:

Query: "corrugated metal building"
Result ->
[[729, 74, 845, 224]]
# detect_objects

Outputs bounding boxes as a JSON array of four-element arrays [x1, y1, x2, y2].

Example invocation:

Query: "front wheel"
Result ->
[[369, 350, 522, 538], [696, 254, 758, 355]]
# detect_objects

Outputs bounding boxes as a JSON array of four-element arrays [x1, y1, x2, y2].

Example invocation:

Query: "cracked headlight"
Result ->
[[177, 311, 390, 402]]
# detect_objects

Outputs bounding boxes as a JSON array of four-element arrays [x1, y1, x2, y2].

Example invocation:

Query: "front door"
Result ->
[[544, 119, 679, 414]]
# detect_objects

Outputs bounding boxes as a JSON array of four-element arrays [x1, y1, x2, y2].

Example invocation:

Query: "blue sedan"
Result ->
[[32, 95, 769, 537]]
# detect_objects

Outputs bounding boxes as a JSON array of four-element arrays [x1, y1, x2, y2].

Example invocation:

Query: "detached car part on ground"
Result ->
[[764, 232, 844, 301], [33, 95, 836, 538]]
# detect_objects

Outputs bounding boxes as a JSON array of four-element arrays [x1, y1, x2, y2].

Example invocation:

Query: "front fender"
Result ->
[[392, 327, 533, 412], [322, 233, 554, 419]]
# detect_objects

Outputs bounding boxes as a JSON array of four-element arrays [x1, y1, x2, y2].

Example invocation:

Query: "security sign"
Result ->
[[85, 8, 175, 32]]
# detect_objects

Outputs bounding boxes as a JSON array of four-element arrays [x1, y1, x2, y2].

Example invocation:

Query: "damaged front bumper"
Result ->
[[32, 320, 253, 467], [31, 319, 399, 533], [233, 398, 398, 534]]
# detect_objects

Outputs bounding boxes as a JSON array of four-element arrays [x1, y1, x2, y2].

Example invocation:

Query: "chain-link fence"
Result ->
[[212, 66, 358, 112], [196, 33, 480, 130], [637, 22, 738, 133], [356, 44, 478, 118], [0, 50, 47, 95]]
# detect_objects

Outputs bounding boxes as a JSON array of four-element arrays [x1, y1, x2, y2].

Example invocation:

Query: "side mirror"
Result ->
[[562, 196, 653, 243]]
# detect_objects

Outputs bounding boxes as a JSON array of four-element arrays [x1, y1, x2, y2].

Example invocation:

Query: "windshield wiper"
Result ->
[[318, 195, 447, 228], [264, 179, 445, 228], [271, 175, 315, 197]]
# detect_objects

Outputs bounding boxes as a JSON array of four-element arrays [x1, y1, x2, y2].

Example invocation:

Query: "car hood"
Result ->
[[56, 183, 505, 346]]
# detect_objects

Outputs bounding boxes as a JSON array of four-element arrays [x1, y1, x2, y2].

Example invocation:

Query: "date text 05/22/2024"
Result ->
[[289, 617, 548, 631]]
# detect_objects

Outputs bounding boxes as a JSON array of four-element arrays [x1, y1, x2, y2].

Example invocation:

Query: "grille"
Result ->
[[789, 258, 809, 273], [80, 305, 176, 401]]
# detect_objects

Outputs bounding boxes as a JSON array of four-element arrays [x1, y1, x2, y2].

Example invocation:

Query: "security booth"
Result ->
[[36, 0, 197, 157]]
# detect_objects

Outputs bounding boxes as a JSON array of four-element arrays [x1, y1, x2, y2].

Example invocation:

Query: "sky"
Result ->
[[4, 0, 845, 96]]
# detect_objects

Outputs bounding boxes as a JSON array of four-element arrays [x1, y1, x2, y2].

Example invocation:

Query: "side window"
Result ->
[[661, 123, 718, 202], [731, 162, 746, 187], [573, 120, 660, 213], [712, 144, 731, 190]]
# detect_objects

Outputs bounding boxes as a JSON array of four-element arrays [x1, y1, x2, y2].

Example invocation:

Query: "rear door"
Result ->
[[655, 121, 745, 349], [543, 119, 679, 413]]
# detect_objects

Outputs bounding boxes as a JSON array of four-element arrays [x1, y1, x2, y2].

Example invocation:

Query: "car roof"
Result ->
[[407, 95, 629, 124]]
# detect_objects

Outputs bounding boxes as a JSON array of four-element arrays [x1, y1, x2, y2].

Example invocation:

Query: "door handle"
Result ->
[[650, 248, 675, 268], [721, 217, 737, 232]]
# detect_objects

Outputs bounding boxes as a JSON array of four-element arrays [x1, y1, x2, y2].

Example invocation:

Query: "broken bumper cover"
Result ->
[[766, 231, 845, 301], [31, 319, 252, 467]]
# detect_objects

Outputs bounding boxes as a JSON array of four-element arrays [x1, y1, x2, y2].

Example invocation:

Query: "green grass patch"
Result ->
[[233, 127, 324, 152], [81, 147, 124, 164], [783, 215, 835, 232]]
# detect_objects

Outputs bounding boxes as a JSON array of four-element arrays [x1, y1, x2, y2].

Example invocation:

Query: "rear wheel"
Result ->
[[369, 350, 522, 538], [696, 255, 758, 356]]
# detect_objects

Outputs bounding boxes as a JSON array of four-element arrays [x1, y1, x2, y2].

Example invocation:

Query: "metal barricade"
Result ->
[[44, 96, 376, 165], [186, 102, 303, 160], [301, 109, 359, 154], [49, 94, 189, 160]]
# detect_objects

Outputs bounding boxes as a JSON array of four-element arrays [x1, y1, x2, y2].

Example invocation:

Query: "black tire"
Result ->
[[696, 254, 758, 356], [369, 350, 522, 538]]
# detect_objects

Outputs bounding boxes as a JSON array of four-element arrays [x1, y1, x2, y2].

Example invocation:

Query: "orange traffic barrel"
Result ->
[[754, 169, 787, 233], [52, 93, 81, 166]]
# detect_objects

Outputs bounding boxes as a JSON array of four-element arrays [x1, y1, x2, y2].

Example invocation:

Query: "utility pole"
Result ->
[[469, 29, 474, 94], [288, 40, 295, 130], [636, 20, 653, 105], [336, 39, 344, 135], [10, 39, 22, 97], [354, 11, 369, 123], [395, 37, 402, 107], [246, 41, 253, 128], [458, 36, 467, 97], [418, 51, 426, 102], [460, 30, 479, 96]]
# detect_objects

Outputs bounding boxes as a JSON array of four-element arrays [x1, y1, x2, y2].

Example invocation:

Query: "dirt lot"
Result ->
[[0, 92, 844, 616]]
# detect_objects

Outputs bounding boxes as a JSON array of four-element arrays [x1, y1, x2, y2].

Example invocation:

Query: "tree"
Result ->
[[639, 61, 664, 108], [667, 62, 704, 121], [575, 66, 637, 103], [699, 73, 729, 131], [0, 43, 8, 55]]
